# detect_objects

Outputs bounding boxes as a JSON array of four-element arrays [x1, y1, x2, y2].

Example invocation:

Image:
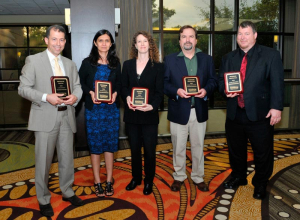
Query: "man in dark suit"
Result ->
[[164, 25, 218, 192], [18, 25, 84, 217], [219, 21, 284, 200]]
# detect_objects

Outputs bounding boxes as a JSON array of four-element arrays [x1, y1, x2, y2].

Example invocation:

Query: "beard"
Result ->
[[183, 42, 193, 50]]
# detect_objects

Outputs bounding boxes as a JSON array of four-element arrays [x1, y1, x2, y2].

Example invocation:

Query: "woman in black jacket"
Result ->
[[79, 29, 121, 198], [121, 31, 164, 195]]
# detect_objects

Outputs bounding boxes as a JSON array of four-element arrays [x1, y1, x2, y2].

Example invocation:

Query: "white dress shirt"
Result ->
[[42, 49, 66, 102]]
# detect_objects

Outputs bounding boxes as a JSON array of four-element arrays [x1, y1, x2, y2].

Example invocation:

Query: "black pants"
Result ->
[[225, 107, 274, 187], [126, 123, 158, 184]]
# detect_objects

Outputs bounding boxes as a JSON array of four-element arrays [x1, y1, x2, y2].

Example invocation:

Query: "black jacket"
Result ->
[[219, 44, 284, 121], [79, 58, 121, 110], [121, 59, 164, 124]]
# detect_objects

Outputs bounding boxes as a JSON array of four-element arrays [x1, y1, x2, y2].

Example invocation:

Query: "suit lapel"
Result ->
[[244, 45, 261, 84], [176, 56, 188, 77], [61, 56, 69, 77], [130, 59, 139, 85], [138, 59, 151, 83], [40, 50, 54, 78], [230, 50, 241, 72], [196, 53, 204, 87]]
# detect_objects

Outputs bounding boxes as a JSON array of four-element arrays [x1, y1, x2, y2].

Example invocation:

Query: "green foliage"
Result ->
[[240, 0, 279, 31], [163, 33, 180, 56], [152, 0, 176, 28], [28, 26, 48, 47]]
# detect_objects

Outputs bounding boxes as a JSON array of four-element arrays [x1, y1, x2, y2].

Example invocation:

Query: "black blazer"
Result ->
[[121, 59, 164, 125], [79, 58, 121, 110], [164, 52, 218, 125], [219, 44, 284, 121]]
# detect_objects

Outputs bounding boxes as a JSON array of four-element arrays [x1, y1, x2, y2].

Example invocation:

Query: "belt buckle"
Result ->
[[58, 106, 67, 111]]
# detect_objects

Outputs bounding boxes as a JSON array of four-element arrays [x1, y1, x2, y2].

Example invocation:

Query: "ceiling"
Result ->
[[0, 0, 70, 15]]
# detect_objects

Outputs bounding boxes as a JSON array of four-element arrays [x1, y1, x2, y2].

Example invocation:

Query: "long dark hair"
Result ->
[[88, 29, 119, 68]]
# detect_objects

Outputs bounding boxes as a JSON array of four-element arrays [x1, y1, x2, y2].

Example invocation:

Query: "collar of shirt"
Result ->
[[46, 49, 66, 76], [239, 43, 256, 59], [177, 48, 202, 58]]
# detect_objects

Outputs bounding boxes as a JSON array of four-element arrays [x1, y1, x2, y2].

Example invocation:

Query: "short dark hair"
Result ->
[[45, 25, 66, 38], [238, 21, 257, 33], [178, 25, 197, 40]]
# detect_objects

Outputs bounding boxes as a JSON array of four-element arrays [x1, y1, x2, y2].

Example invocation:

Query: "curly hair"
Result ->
[[87, 29, 120, 69], [129, 31, 160, 64]]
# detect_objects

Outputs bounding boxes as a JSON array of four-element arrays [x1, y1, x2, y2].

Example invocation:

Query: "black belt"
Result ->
[[58, 106, 67, 111], [191, 105, 195, 108]]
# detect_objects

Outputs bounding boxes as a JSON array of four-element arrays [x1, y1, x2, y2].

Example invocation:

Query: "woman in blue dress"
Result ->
[[79, 30, 121, 197]]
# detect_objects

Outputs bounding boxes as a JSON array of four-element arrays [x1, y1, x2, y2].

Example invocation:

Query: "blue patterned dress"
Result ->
[[85, 65, 119, 154]]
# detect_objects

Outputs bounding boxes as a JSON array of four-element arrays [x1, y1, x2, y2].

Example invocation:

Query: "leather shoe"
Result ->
[[143, 183, 153, 195], [171, 180, 184, 192], [62, 195, 84, 206], [193, 181, 209, 192], [253, 185, 267, 200], [126, 179, 141, 191], [223, 177, 247, 189], [39, 203, 54, 217]]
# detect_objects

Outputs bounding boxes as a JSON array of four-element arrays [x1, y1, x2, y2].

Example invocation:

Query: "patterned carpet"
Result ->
[[0, 134, 300, 219]]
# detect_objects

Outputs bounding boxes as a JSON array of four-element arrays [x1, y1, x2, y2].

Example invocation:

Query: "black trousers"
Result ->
[[225, 107, 274, 187], [126, 123, 158, 184]]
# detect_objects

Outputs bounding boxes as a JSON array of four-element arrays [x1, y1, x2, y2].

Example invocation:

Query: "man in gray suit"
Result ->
[[18, 25, 83, 217]]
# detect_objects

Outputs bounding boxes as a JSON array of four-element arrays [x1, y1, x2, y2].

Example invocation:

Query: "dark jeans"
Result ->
[[126, 123, 158, 184], [225, 107, 274, 187]]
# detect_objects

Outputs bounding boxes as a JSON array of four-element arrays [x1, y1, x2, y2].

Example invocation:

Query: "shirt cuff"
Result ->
[[204, 96, 208, 101], [42, 93, 47, 102]]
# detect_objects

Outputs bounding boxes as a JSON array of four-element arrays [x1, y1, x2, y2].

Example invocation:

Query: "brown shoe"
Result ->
[[171, 180, 184, 192], [193, 181, 209, 192]]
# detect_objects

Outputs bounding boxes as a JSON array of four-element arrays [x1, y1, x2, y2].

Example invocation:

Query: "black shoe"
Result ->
[[62, 195, 85, 206], [126, 179, 141, 191], [223, 177, 248, 189], [39, 203, 54, 217], [143, 183, 153, 195], [253, 185, 267, 200]]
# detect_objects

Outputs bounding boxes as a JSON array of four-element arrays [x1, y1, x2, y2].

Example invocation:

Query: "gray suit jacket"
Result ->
[[18, 50, 82, 133]]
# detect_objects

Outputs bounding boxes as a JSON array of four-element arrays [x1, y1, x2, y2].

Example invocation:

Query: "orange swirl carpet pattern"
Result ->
[[0, 134, 300, 219]]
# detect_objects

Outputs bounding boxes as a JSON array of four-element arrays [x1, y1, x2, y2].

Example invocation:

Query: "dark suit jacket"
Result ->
[[164, 51, 218, 125], [79, 58, 121, 110], [121, 59, 164, 125], [219, 44, 284, 121]]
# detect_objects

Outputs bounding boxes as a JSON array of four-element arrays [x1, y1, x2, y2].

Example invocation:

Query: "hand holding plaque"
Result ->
[[224, 72, 244, 94], [182, 76, 200, 96], [131, 87, 149, 107], [51, 76, 71, 99], [95, 80, 112, 103]]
